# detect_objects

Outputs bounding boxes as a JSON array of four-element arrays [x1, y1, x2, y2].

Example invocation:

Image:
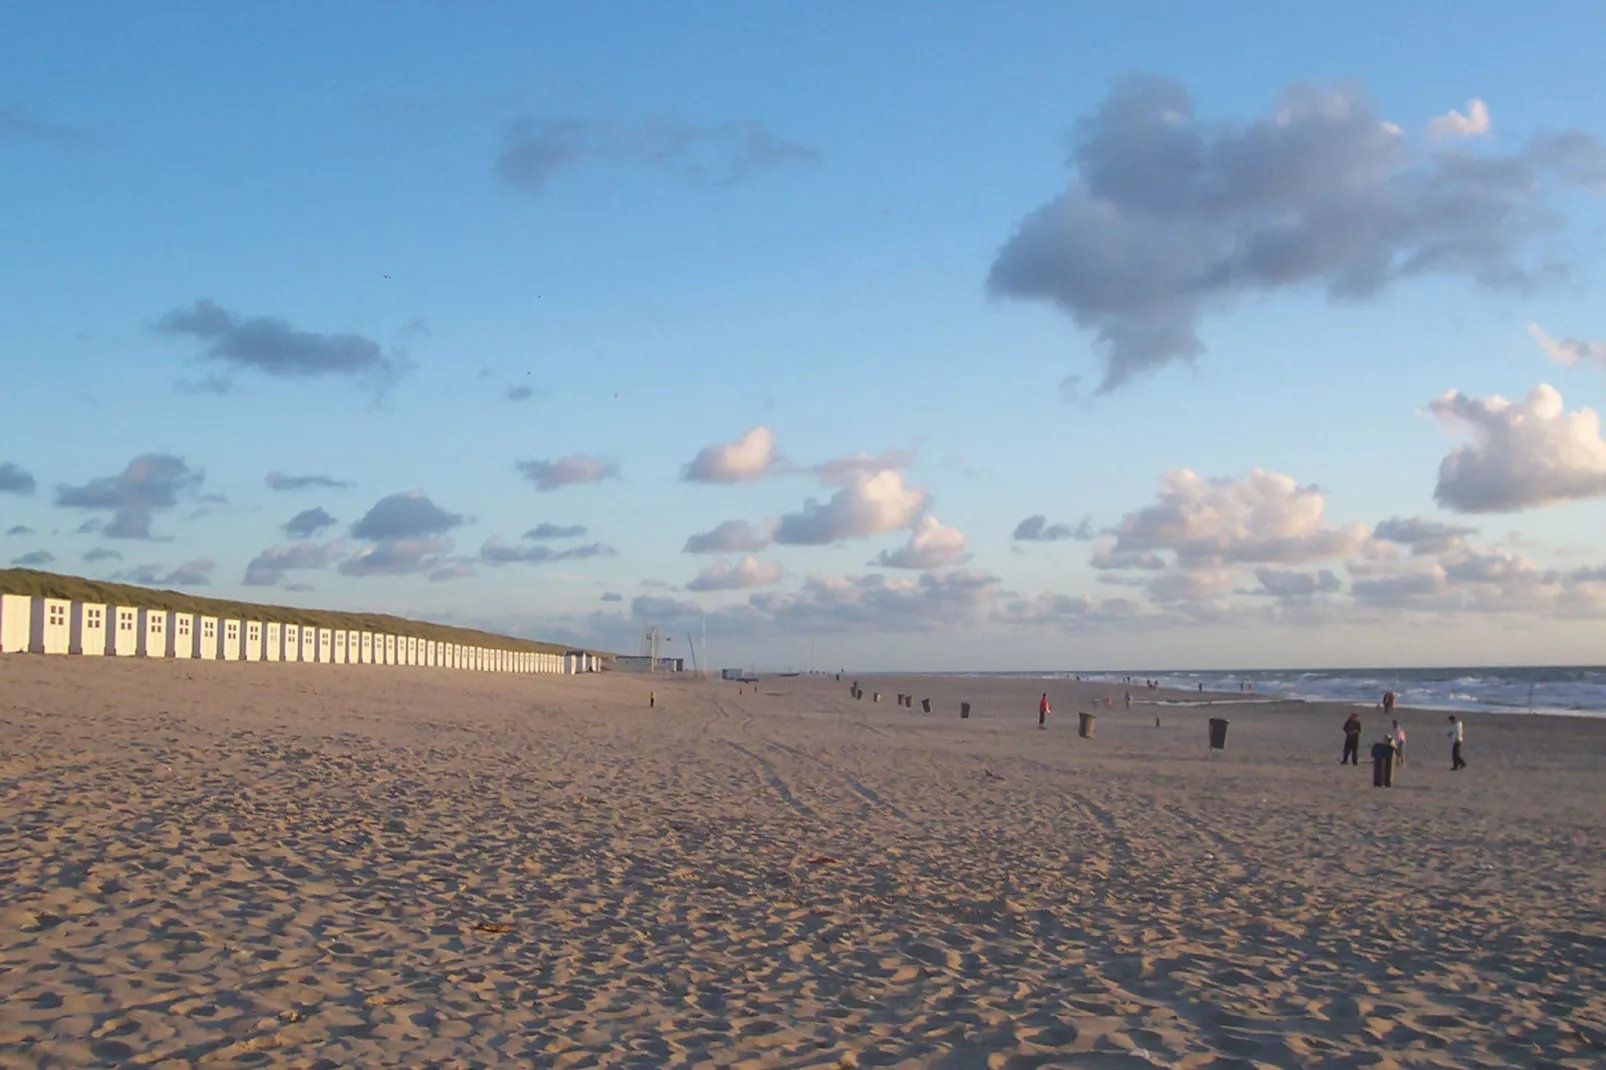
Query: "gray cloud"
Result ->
[[1013, 514, 1094, 542], [516, 455, 620, 492], [524, 522, 588, 540], [1373, 516, 1478, 555], [429, 563, 477, 582], [350, 492, 464, 540], [988, 75, 1606, 390], [11, 550, 54, 567], [339, 536, 455, 578], [0, 104, 86, 145], [284, 507, 338, 538], [83, 547, 123, 563], [266, 471, 352, 492], [53, 454, 204, 540], [113, 560, 215, 587], [683, 519, 773, 554], [505, 384, 536, 402], [601, 592, 623, 602], [497, 116, 818, 195], [686, 555, 783, 592], [478, 539, 616, 566], [0, 462, 36, 495], [1244, 566, 1343, 600], [158, 300, 398, 385], [6, 525, 34, 537]]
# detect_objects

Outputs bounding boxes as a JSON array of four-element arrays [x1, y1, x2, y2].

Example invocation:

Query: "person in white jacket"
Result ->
[[1447, 715, 1467, 771]]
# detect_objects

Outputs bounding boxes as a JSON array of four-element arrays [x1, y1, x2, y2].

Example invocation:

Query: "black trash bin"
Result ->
[[960, 701, 971, 719], [1208, 717, 1229, 750], [1371, 742, 1396, 787], [921, 698, 931, 713]]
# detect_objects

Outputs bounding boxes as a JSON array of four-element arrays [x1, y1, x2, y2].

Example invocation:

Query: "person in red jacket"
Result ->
[[1038, 693, 1050, 729]]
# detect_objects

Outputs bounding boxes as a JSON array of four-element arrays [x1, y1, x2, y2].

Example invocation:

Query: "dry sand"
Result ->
[[1, 657, 1603, 1069]]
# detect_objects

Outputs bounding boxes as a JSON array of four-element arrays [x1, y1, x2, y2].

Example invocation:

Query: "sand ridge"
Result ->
[[2, 657, 1603, 1068]]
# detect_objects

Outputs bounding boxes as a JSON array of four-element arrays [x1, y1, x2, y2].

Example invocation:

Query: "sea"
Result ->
[[978, 666, 1606, 718]]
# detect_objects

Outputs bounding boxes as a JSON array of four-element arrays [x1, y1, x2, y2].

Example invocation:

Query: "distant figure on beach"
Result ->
[[1447, 715, 1467, 771], [1038, 693, 1050, 730], [1383, 690, 1396, 716], [1198, 683, 1204, 693], [1392, 720, 1406, 764], [1342, 712, 1363, 765], [1124, 690, 1132, 709]]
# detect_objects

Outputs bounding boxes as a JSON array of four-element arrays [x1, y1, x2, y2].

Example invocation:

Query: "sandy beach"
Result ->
[[2, 658, 1603, 1069]]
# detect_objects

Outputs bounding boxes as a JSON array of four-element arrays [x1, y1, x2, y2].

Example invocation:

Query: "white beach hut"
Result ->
[[110, 606, 137, 656], [71, 602, 106, 656], [265, 621, 282, 662], [359, 632, 373, 664], [222, 619, 241, 660], [0, 593, 30, 654], [333, 629, 348, 664], [138, 608, 167, 658], [409, 636, 421, 666], [381, 634, 394, 665], [244, 621, 262, 661], [283, 623, 300, 662], [197, 617, 218, 659], [346, 630, 360, 664], [314, 628, 329, 663], [170, 613, 195, 659], [30, 598, 70, 654], [303, 627, 320, 662]]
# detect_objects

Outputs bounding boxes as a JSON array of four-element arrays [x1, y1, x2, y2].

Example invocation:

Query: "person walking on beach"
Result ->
[[1391, 720, 1406, 765], [1447, 715, 1466, 771], [1124, 689, 1132, 709], [1383, 690, 1396, 716], [1038, 693, 1050, 730], [1342, 711, 1363, 765]]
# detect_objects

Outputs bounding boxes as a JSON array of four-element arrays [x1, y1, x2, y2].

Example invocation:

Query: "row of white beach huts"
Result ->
[[0, 594, 601, 673]]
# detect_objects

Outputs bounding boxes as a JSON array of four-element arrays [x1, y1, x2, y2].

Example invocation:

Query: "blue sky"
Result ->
[[5, 2, 1606, 670]]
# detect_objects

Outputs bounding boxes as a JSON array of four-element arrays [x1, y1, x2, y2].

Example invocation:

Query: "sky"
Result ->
[[4, 2, 1606, 671]]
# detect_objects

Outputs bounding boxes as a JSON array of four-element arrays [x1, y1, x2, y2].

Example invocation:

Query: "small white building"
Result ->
[[30, 597, 70, 654], [243, 621, 262, 661], [222, 619, 241, 660], [425, 639, 436, 667], [283, 623, 300, 662], [346, 630, 361, 664], [383, 634, 396, 665], [357, 632, 371, 663], [139, 608, 167, 658], [405, 636, 418, 666], [333, 629, 348, 664], [170, 613, 195, 659], [197, 617, 218, 659], [265, 621, 283, 662], [0, 593, 30, 653], [110, 606, 138, 656], [304, 627, 320, 663], [72, 602, 107, 656]]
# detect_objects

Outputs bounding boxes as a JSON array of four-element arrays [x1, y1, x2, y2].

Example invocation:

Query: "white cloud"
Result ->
[[774, 467, 928, 545], [1428, 384, 1606, 512], [683, 518, 774, 554], [1428, 98, 1491, 139], [1373, 516, 1478, 555], [681, 426, 778, 483], [1528, 322, 1606, 370], [515, 455, 620, 492], [869, 516, 970, 569], [686, 555, 783, 592], [1245, 565, 1343, 600]]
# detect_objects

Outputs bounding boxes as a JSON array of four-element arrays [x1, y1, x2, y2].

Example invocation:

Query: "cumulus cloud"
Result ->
[[681, 426, 778, 483], [1429, 98, 1491, 140], [987, 75, 1606, 390], [524, 522, 588, 540], [810, 450, 916, 484], [497, 116, 818, 195], [1013, 514, 1094, 542], [244, 540, 346, 586], [1089, 540, 1167, 571], [1529, 322, 1606, 370], [0, 462, 36, 495], [113, 560, 215, 587], [158, 300, 397, 385], [1428, 384, 1606, 512], [994, 591, 1147, 630], [683, 518, 774, 554], [505, 384, 536, 402], [6, 525, 34, 537], [266, 471, 351, 492], [686, 555, 783, 592], [339, 537, 455, 578], [869, 516, 970, 569], [601, 592, 623, 602], [284, 507, 338, 538], [478, 538, 615, 566], [1373, 516, 1478, 555], [516, 455, 620, 492], [749, 570, 1004, 634], [11, 550, 54, 567], [54, 454, 204, 540], [83, 547, 122, 563], [350, 492, 464, 540], [774, 468, 928, 546], [1244, 565, 1343, 600]]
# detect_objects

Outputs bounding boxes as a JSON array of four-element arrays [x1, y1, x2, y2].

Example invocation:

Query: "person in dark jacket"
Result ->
[[1342, 712, 1363, 765]]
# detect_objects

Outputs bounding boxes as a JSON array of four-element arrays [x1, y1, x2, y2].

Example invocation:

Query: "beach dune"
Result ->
[[2, 657, 1603, 1068]]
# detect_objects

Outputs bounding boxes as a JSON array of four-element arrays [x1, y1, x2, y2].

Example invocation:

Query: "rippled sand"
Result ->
[[2, 656, 1603, 1068]]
